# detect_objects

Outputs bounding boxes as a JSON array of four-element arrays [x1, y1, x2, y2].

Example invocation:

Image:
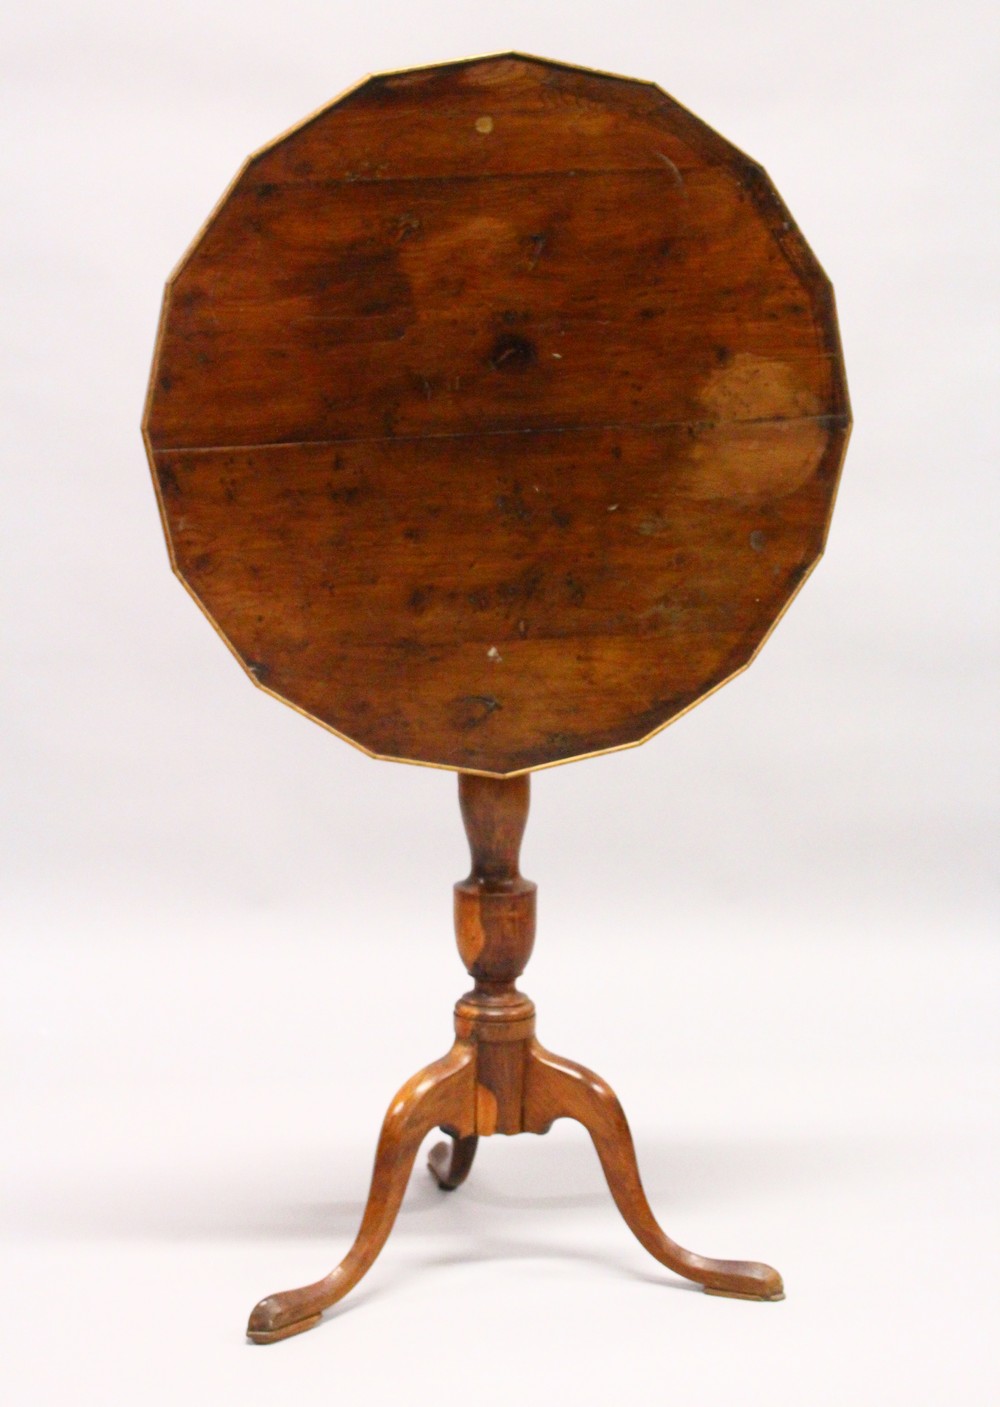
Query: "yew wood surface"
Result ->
[[144, 53, 849, 776]]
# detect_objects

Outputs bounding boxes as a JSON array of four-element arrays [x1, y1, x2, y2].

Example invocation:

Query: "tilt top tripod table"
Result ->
[[143, 54, 850, 1343]]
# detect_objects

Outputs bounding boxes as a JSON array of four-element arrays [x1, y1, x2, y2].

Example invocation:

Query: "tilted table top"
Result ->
[[144, 53, 850, 776]]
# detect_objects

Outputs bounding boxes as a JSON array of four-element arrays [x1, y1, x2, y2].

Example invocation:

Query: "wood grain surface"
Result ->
[[246, 773, 782, 1344], [144, 53, 850, 775]]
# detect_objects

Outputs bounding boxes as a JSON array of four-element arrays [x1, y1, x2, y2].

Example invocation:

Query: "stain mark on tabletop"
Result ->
[[327, 484, 360, 506], [496, 573, 536, 607], [526, 233, 547, 269], [390, 212, 421, 243], [495, 489, 532, 523], [158, 464, 180, 497], [565, 575, 586, 604], [454, 695, 502, 730], [409, 586, 433, 613], [489, 334, 536, 372]]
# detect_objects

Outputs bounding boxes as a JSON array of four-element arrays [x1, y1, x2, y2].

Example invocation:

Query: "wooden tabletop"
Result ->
[[144, 53, 850, 776]]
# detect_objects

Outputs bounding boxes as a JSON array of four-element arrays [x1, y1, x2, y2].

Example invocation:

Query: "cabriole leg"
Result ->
[[247, 1041, 476, 1343], [428, 1133, 479, 1190], [523, 1041, 784, 1301]]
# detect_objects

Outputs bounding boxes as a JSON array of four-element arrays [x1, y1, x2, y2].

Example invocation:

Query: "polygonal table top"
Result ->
[[144, 53, 850, 775]]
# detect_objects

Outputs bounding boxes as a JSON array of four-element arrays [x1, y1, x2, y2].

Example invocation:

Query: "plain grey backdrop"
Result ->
[[3, 1, 997, 1402]]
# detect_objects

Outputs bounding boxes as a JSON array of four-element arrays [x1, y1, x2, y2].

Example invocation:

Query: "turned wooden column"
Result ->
[[453, 773, 537, 1135]]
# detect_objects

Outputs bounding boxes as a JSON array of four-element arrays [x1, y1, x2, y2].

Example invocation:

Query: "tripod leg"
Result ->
[[247, 1040, 477, 1343], [523, 1042, 784, 1301], [428, 1133, 479, 1190]]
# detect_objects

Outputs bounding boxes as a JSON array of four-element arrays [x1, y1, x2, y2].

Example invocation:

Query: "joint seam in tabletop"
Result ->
[[243, 166, 706, 189], [153, 411, 849, 457]]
